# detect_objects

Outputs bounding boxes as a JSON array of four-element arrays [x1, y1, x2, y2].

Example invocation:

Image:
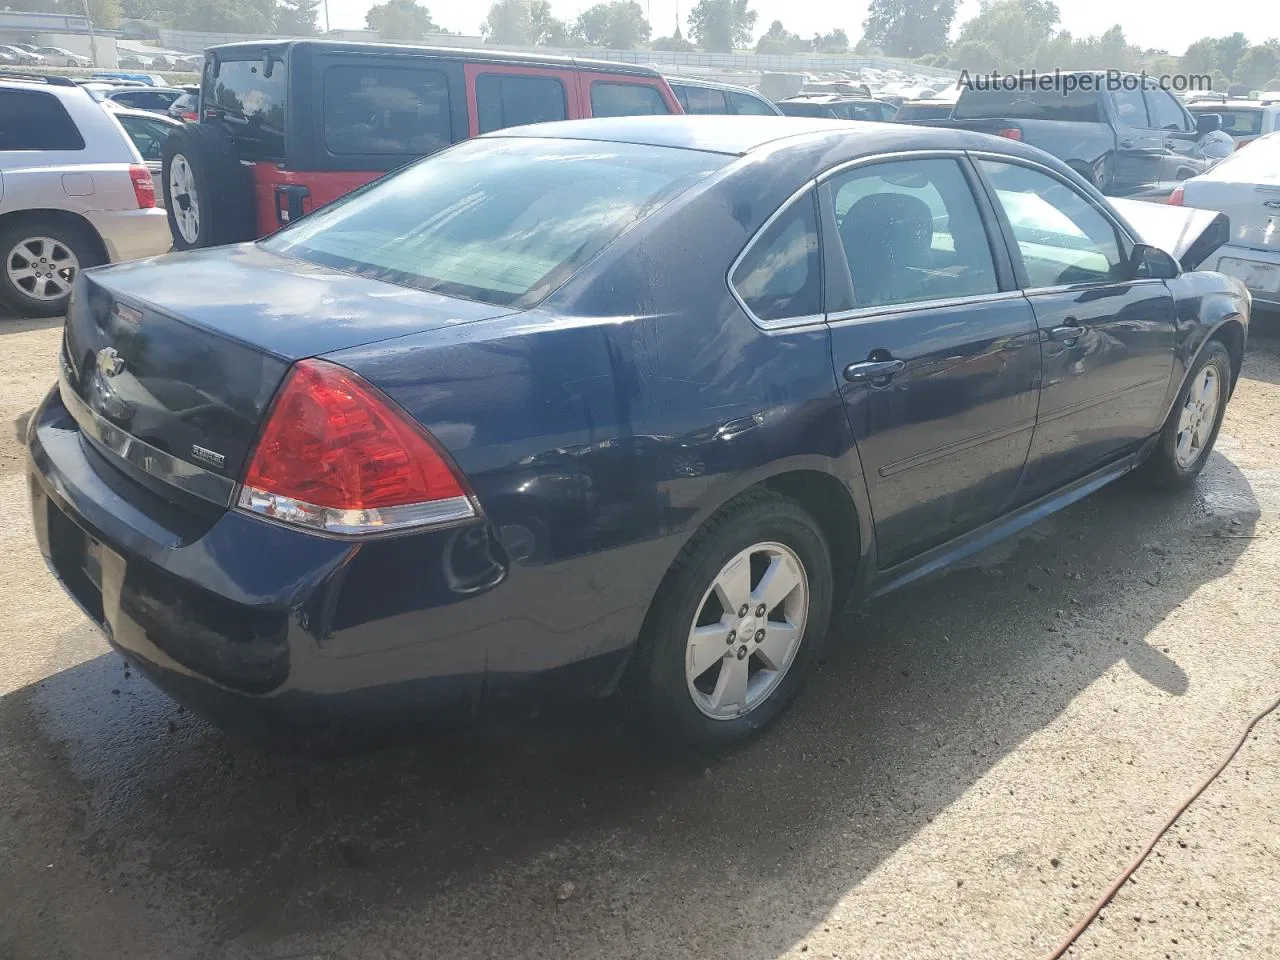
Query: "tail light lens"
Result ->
[[181, 111, 198, 121], [1168, 185, 1184, 206], [238, 359, 477, 536], [129, 164, 155, 209], [995, 127, 1022, 141]]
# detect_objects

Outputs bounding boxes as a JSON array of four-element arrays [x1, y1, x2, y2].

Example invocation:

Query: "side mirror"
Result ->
[[1196, 112, 1222, 135], [1131, 242, 1181, 280]]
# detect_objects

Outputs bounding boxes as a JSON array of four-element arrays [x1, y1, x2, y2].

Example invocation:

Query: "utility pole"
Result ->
[[78, 0, 99, 67], [323, 0, 330, 34]]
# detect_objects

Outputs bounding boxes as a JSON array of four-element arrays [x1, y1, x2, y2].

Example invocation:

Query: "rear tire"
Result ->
[[162, 123, 255, 250], [630, 491, 834, 751], [1139, 340, 1231, 489], [0, 217, 102, 318]]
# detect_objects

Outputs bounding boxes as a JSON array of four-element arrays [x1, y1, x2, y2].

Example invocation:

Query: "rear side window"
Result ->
[[324, 65, 452, 156], [205, 57, 285, 160], [263, 137, 725, 308], [725, 91, 776, 116], [731, 191, 823, 324], [954, 87, 1101, 122], [680, 85, 727, 114], [777, 101, 824, 117], [117, 114, 173, 161], [590, 82, 669, 117], [0, 89, 84, 150], [475, 74, 567, 134]]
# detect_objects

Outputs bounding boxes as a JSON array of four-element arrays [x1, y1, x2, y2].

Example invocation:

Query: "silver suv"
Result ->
[[0, 75, 171, 317]]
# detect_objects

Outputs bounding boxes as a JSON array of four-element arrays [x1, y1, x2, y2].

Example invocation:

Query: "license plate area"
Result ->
[[1218, 256, 1280, 294], [46, 499, 105, 624]]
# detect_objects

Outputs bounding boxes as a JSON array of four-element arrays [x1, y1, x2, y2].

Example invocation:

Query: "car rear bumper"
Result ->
[[26, 385, 639, 737], [1212, 244, 1280, 307], [84, 207, 171, 263]]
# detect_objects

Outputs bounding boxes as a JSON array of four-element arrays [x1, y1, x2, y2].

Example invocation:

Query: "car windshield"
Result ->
[[1206, 109, 1264, 136], [263, 137, 727, 308]]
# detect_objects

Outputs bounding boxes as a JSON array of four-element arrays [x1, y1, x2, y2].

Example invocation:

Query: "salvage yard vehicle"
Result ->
[[931, 71, 1226, 197], [667, 76, 781, 116], [162, 40, 683, 250], [776, 92, 898, 121], [1186, 97, 1280, 151], [0, 75, 170, 316], [1170, 130, 1280, 311], [29, 117, 1248, 749]]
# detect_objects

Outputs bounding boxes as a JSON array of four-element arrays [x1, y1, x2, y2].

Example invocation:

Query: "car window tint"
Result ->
[[1210, 109, 1263, 136], [1144, 86, 1189, 131], [778, 101, 822, 117], [681, 85, 727, 114], [725, 90, 775, 115], [840, 102, 885, 121], [590, 82, 669, 117], [475, 73, 567, 134], [111, 91, 141, 107], [0, 89, 84, 150], [264, 138, 725, 308], [324, 65, 452, 155], [205, 57, 285, 160], [955, 87, 1101, 122], [1112, 87, 1149, 126], [731, 190, 822, 323], [118, 115, 170, 159], [979, 160, 1124, 288], [828, 158, 998, 308]]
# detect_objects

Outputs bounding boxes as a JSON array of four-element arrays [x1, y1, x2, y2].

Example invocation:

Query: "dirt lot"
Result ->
[[1, 315, 1278, 960]]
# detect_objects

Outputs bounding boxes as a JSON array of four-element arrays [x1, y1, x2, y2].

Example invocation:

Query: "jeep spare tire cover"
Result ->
[[162, 123, 256, 250]]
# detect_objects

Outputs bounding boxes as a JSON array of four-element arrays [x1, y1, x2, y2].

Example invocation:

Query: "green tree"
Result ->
[[1235, 45, 1280, 90], [863, 0, 957, 58], [276, 0, 319, 35], [687, 0, 756, 53], [1215, 32, 1249, 77], [482, 0, 532, 44], [574, 1, 650, 48], [529, 0, 570, 44], [755, 19, 806, 55], [366, 0, 438, 40], [171, 0, 275, 32], [652, 26, 695, 51], [1181, 37, 1220, 76], [812, 28, 849, 53], [954, 0, 1059, 64], [948, 38, 999, 70]]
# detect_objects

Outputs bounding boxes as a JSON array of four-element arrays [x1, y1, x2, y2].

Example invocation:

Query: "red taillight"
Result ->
[[1168, 184, 1184, 206], [238, 359, 476, 535], [129, 164, 155, 209], [995, 127, 1022, 141], [181, 111, 198, 121]]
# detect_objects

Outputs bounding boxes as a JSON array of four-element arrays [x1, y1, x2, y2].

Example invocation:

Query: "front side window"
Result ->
[[590, 82, 669, 117], [204, 56, 285, 160], [264, 138, 725, 308], [324, 65, 452, 156], [731, 191, 822, 324], [828, 158, 999, 308], [0, 89, 84, 150], [475, 73, 567, 134], [979, 159, 1125, 288], [1144, 86, 1190, 131]]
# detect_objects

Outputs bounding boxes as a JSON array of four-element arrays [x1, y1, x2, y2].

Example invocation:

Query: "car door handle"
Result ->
[[1049, 324, 1086, 344], [844, 358, 905, 383], [1120, 139, 1134, 148]]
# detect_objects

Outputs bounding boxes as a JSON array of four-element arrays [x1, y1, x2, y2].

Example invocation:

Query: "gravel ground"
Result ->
[[1, 315, 1278, 960]]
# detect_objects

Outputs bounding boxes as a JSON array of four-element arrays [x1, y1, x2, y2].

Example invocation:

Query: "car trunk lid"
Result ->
[[61, 244, 515, 498], [1182, 144, 1280, 252]]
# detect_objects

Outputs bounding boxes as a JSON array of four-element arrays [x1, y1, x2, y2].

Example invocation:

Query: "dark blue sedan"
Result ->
[[28, 116, 1249, 749]]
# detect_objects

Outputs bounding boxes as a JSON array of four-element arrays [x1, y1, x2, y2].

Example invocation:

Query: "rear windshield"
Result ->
[[263, 137, 726, 308], [204, 56, 285, 160], [954, 87, 1100, 122], [1206, 109, 1264, 136], [897, 103, 952, 120]]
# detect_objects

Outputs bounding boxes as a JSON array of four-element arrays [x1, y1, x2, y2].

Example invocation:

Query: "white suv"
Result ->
[[0, 75, 171, 317]]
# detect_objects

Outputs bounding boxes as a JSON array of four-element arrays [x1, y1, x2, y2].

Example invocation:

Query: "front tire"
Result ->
[[631, 491, 834, 751], [1139, 339, 1232, 489], [0, 218, 102, 317]]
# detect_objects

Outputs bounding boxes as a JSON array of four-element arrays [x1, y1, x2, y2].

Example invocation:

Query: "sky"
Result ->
[[319, 0, 1275, 57]]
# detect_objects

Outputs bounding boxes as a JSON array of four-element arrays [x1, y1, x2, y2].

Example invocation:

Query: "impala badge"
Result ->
[[190, 444, 226, 469], [96, 347, 125, 378], [1264, 199, 1280, 210]]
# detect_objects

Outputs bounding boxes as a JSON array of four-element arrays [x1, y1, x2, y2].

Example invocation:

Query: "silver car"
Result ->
[[0, 75, 171, 317]]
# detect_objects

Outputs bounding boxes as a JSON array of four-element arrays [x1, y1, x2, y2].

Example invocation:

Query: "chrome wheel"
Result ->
[[1175, 364, 1222, 468], [169, 154, 200, 244], [685, 541, 809, 720], [5, 236, 79, 302]]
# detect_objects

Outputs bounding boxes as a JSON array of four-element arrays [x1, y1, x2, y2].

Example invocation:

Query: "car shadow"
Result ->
[[0, 452, 1260, 958]]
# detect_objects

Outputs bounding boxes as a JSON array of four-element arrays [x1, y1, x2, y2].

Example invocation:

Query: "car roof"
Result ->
[[485, 115, 1061, 164], [106, 86, 183, 95], [209, 39, 664, 78], [778, 93, 872, 103], [104, 103, 181, 123]]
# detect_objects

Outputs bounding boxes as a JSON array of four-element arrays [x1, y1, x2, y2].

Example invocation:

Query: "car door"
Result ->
[[973, 156, 1177, 501], [817, 155, 1042, 567], [465, 64, 581, 137], [1143, 84, 1209, 188], [1108, 86, 1164, 195]]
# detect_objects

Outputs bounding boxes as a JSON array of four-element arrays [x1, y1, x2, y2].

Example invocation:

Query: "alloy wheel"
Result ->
[[169, 154, 200, 244], [5, 236, 79, 302], [1175, 364, 1221, 468]]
